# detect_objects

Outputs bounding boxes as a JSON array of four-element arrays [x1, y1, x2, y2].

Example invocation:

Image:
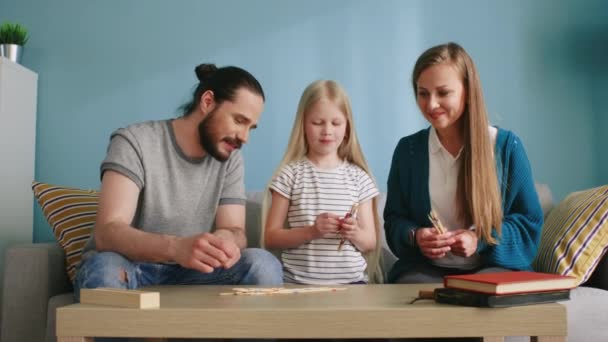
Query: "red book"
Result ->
[[443, 271, 577, 295]]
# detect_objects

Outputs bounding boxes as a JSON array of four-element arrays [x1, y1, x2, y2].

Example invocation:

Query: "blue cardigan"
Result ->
[[383, 127, 544, 283]]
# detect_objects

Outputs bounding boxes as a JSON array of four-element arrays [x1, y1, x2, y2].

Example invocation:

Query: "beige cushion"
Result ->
[[533, 185, 608, 285], [32, 182, 97, 282]]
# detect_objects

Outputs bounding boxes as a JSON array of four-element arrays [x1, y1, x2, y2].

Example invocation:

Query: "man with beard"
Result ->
[[74, 64, 282, 298]]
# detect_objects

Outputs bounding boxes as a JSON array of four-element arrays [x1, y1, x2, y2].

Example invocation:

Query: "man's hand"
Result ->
[[450, 229, 478, 257], [172, 232, 241, 273], [416, 228, 456, 259], [311, 213, 341, 239], [213, 227, 245, 260]]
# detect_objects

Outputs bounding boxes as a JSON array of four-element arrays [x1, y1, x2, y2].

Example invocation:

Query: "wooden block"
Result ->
[[80, 288, 160, 309]]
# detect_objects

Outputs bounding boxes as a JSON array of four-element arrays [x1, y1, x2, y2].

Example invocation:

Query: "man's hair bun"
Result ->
[[195, 63, 218, 82]]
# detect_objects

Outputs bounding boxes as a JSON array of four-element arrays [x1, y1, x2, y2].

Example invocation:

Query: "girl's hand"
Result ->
[[450, 229, 478, 257], [312, 213, 341, 239], [338, 215, 361, 241], [416, 228, 455, 259]]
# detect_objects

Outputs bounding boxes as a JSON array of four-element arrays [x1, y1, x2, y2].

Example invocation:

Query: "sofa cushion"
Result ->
[[535, 183, 554, 218], [245, 192, 265, 249], [46, 293, 75, 342], [563, 286, 608, 342], [533, 185, 608, 285], [32, 182, 97, 282]]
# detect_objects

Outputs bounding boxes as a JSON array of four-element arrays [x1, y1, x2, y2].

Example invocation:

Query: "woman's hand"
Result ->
[[311, 213, 341, 239], [416, 228, 455, 259], [450, 229, 478, 257]]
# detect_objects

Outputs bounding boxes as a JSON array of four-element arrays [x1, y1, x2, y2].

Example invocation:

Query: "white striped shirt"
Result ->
[[270, 158, 379, 284]]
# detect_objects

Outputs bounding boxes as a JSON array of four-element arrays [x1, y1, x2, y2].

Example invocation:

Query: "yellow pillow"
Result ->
[[32, 181, 98, 282], [533, 185, 608, 285]]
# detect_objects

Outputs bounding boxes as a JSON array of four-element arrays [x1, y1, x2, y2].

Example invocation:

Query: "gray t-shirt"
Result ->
[[84, 119, 246, 253]]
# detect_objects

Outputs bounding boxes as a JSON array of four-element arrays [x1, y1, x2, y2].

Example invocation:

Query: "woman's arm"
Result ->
[[383, 138, 421, 259], [479, 133, 544, 270]]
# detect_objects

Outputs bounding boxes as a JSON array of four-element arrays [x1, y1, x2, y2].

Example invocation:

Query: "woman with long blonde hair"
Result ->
[[384, 42, 543, 283], [263, 80, 383, 284]]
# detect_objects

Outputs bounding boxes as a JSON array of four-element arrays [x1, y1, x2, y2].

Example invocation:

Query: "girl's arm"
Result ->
[[339, 199, 376, 252], [265, 191, 340, 249]]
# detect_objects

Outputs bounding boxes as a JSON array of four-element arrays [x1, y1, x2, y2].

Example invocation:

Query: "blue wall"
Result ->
[[589, 10, 608, 186], [594, 79, 608, 186], [0, 0, 606, 242]]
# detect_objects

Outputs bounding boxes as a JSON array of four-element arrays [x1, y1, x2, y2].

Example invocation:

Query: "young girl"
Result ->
[[384, 42, 544, 283], [263, 80, 382, 284]]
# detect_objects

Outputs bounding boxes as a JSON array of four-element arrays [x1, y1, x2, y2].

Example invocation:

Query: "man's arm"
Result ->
[[96, 170, 232, 273], [94, 170, 179, 263], [214, 204, 247, 249], [203, 203, 247, 269]]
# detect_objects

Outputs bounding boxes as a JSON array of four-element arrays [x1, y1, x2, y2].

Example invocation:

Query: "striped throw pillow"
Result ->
[[32, 182, 98, 282], [533, 185, 608, 285]]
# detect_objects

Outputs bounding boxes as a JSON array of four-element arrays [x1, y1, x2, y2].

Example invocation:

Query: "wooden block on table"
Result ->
[[80, 288, 160, 309]]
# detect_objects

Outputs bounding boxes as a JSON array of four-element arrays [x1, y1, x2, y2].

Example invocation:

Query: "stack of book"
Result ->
[[435, 271, 577, 308]]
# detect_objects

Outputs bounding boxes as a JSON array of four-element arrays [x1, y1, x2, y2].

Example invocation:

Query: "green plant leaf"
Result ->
[[0, 22, 29, 45]]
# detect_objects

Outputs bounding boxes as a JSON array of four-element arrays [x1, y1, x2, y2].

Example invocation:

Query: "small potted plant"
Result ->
[[0, 22, 29, 64]]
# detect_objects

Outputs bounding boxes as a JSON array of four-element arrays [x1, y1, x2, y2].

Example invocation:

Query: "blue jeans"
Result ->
[[74, 248, 283, 302]]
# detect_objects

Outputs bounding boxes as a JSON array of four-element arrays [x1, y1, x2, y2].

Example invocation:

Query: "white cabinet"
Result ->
[[0, 57, 37, 304]]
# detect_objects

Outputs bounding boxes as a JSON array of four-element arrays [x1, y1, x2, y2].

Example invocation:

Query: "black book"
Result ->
[[434, 287, 571, 308]]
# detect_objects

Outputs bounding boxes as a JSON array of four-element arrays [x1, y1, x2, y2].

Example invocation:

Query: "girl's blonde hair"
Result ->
[[412, 42, 503, 244], [261, 80, 383, 283]]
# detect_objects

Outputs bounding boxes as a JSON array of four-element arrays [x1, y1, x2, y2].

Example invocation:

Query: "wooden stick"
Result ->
[[428, 209, 446, 234], [338, 202, 359, 251], [220, 287, 348, 296]]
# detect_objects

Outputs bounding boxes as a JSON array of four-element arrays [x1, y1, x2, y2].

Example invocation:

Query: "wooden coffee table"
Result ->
[[57, 284, 566, 341]]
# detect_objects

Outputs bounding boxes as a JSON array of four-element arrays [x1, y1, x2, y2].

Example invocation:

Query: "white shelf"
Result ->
[[0, 57, 37, 306]]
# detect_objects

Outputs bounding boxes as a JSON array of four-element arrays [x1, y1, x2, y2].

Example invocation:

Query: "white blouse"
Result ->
[[428, 126, 497, 269]]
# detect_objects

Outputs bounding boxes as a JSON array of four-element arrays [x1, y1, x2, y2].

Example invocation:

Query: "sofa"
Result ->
[[2, 185, 608, 342]]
